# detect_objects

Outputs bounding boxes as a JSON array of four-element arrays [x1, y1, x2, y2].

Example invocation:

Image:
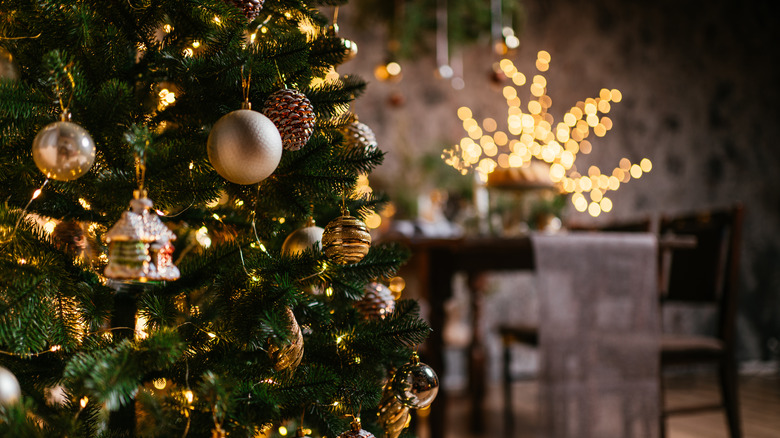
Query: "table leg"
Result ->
[[426, 248, 455, 438], [467, 271, 489, 434]]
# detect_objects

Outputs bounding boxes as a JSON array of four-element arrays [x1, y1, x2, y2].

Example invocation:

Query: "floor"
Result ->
[[419, 370, 780, 438]]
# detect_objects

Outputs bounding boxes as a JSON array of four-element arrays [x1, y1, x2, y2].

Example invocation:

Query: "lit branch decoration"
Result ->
[[442, 51, 652, 217]]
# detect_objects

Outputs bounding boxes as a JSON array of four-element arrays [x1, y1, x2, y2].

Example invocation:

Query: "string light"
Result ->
[[442, 50, 652, 217]]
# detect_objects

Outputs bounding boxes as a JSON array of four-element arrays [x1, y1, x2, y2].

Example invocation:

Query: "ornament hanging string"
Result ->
[[182, 360, 192, 438], [53, 60, 77, 116], [274, 61, 286, 88], [135, 145, 147, 196], [0, 33, 42, 40], [157, 161, 196, 218], [250, 184, 269, 255], [0, 179, 50, 245], [241, 65, 252, 106]]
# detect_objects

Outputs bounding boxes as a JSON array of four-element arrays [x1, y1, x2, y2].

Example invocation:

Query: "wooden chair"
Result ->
[[498, 217, 652, 436], [658, 204, 744, 438]]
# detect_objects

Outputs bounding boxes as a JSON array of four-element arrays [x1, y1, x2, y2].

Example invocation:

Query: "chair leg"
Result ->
[[503, 341, 514, 438], [719, 357, 742, 438], [659, 372, 667, 438]]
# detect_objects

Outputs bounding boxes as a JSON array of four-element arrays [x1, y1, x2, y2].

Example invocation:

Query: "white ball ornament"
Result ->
[[32, 113, 96, 181], [207, 104, 283, 185], [0, 366, 21, 405]]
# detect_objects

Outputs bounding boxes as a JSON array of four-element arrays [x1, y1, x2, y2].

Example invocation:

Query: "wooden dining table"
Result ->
[[400, 232, 664, 438]]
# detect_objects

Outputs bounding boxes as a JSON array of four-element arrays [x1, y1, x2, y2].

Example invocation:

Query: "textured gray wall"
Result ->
[[341, 0, 779, 360]]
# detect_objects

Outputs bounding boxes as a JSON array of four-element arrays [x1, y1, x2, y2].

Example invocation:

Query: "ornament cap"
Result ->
[[60, 111, 71, 122], [241, 100, 252, 110]]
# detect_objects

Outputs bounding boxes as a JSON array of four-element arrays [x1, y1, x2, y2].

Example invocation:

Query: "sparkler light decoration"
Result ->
[[442, 51, 652, 217]]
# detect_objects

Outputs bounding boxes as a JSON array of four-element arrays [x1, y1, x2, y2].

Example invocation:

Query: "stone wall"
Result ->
[[342, 0, 780, 360]]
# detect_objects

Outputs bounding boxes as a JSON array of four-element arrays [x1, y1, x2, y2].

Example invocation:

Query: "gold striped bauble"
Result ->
[[322, 210, 371, 265], [378, 375, 411, 438], [267, 307, 304, 372]]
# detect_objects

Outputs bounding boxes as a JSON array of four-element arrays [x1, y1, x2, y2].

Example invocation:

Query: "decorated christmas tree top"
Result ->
[[0, 1, 434, 437]]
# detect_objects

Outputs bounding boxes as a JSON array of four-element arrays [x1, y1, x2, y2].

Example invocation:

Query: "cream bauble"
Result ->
[[32, 115, 96, 181], [0, 366, 21, 405], [207, 107, 282, 185]]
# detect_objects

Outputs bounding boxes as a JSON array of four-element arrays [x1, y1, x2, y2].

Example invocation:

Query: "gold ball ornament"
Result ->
[[390, 352, 439, 409], [267, 307, 304, 372], [207, 103, 282, 185], [355, 282, 395, 320], [32, 113, 96, 181], [0, 366, 21, 405], [322, 209, 371, 265], [342, 38, 358, 62], [337, 420, 376, 438], [281, 217, 324, 256]]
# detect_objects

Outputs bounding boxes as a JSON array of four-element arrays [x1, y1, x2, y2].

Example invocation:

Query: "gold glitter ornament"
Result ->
[[267, 307, 304, 372], [322, 209, 371, 265]]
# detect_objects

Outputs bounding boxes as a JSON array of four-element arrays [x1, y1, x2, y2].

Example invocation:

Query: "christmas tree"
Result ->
[[0, 1, 435, 437]]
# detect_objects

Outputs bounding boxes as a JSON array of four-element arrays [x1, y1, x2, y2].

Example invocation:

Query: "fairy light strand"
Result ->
[[442, 50, 652, 217]]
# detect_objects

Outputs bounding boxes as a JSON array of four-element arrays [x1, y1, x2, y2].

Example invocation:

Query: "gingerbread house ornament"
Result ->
[[105, 191, 180, 282]]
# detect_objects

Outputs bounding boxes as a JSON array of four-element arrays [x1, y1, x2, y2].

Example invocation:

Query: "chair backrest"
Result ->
[[659, 204, 744, 344]]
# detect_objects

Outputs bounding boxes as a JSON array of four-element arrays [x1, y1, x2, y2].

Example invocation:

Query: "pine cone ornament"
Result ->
[[322, 209, 371, 265], [222, 0, 264, 21], [378, 377, 411, 438], [340, 119, 378, 154], [262, 89, 315, 151], [337, 420, 375, 438], [355, 282, 395, 320]]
